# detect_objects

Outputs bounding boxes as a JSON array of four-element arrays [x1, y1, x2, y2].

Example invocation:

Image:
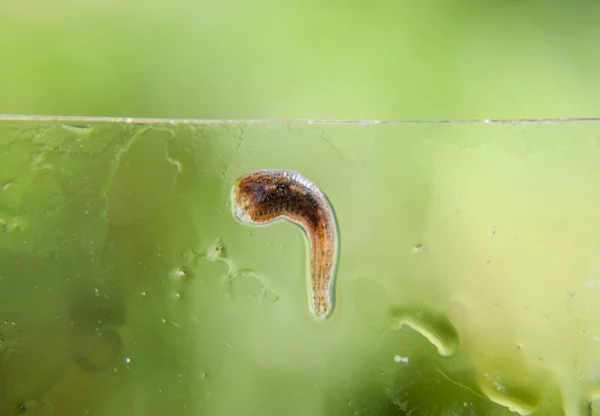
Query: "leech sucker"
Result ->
[[231, 169, 339, 318]]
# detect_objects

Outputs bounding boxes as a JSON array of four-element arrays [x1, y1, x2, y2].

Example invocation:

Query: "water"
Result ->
[[1, 118, 600, 415]]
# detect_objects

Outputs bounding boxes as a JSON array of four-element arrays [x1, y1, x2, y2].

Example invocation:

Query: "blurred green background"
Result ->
[[1, 0, 600, 120]]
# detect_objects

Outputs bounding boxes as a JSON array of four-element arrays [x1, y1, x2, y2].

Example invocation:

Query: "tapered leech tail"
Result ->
[[231, 169, 339, 318]]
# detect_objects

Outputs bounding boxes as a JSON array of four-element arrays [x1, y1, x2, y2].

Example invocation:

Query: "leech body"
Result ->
[[232, 169, 339, 318]]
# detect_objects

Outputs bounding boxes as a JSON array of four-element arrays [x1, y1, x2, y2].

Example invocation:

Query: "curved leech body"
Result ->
[[232, 169, 339, 318]]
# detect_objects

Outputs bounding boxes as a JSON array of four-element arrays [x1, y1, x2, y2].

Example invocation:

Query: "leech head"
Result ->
[[232, 177, 267, 224]]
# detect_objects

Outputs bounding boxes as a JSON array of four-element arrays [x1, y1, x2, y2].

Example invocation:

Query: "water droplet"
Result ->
[[93, 288, 100, 297], [161, 317, 167, 324], [1, 181, 12, 191], [413, 244, 424, 254], [389, 307, 459, 357], [125, 357, 131, 365], [141, 291, 147, 297], [173, 292, 181, 300], [479, 379, 539, 415]]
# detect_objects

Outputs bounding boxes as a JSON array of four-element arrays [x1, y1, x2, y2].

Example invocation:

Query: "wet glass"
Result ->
[[1, 116, 599, 416]]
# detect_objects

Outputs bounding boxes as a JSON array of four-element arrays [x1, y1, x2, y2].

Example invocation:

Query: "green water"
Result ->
[[1, 118, 600, 415]]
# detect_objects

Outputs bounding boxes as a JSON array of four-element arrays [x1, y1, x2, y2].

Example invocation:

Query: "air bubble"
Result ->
[[393, 355, 409, 364], [16, 400, 40, 414], [169, 268, 187, 279]]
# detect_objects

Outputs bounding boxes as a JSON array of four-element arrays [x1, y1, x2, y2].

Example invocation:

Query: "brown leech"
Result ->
[[232, 169, 339, 318]]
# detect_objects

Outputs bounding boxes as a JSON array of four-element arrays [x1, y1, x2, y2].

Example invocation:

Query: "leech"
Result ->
[[231, 169, 339, 318]]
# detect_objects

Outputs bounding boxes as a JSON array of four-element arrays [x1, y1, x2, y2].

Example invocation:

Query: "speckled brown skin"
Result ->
[[232, 169, 339, 318]]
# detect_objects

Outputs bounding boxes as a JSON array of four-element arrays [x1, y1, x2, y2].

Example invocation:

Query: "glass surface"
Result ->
[[1, 117, 600, 415]]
